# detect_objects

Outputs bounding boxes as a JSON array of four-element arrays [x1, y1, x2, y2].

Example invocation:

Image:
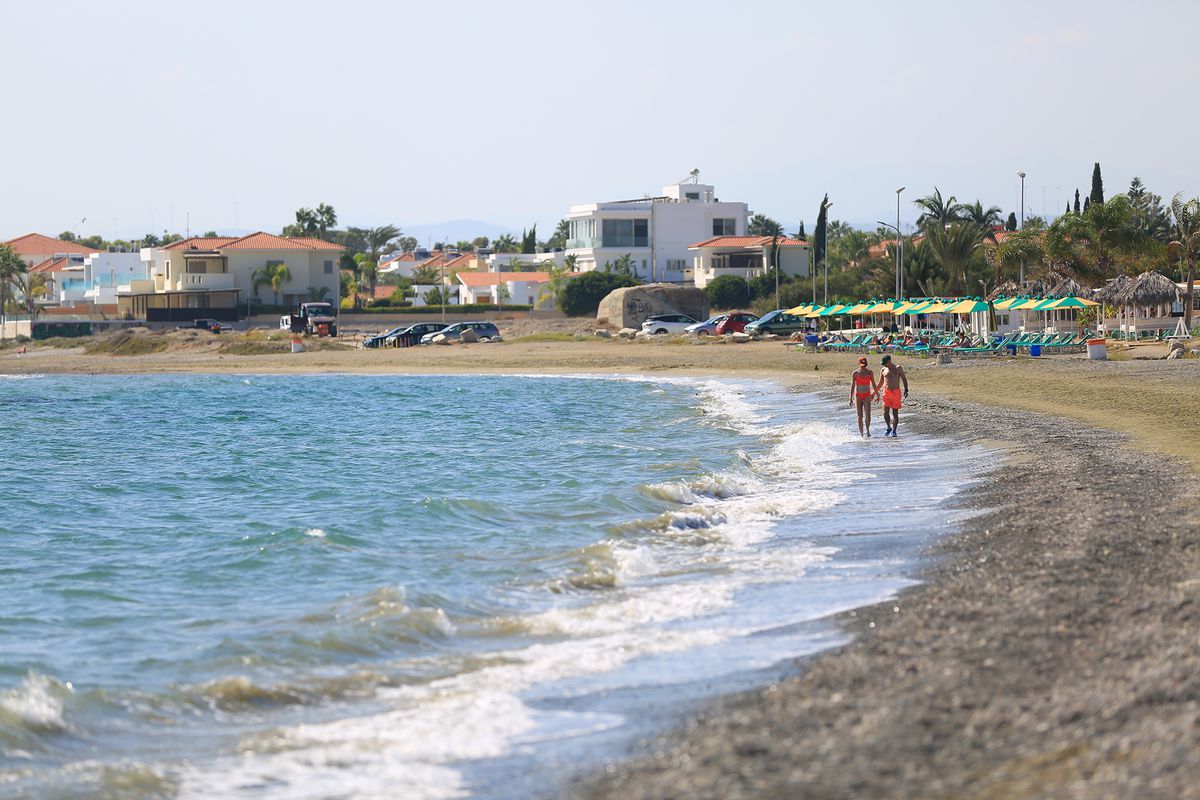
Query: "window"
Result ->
[[713, 218, 736, 236], [666, 258, 687, 272], [324, 260, 333, 274], [685, 192, 700, 201], [601, 218, 649, 248]]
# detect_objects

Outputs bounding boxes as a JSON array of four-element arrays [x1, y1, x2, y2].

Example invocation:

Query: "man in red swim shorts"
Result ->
[[878, 354, 909, 438]]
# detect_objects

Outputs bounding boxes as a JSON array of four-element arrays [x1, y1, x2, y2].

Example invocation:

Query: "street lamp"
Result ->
[[1017, 171, 1026, 285], [895, 187, 905, 299]]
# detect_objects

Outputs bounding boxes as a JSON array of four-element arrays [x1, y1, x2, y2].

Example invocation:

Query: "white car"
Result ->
[[640, 314, 699, 335]]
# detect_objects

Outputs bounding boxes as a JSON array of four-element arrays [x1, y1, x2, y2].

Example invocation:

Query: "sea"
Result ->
[[0, 373, 983, 799]]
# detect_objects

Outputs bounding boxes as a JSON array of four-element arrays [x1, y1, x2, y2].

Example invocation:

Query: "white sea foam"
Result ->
[[303, 528, 326, 538], [0, 673, 70, 734]]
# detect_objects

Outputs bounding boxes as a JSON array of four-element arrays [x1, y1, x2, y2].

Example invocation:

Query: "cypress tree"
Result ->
[[814, 196, 829, 267], [1065, 202, 1071, 217], [1073, 189, 1081, 214], [796, 221, 806, 240], [1005, 212, 1018, 231], [1089, 162, 1104, 206], [1084, 196, 1091, 212]]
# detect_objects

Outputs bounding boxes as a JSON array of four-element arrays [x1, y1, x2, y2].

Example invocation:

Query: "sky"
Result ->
[[4, 0, 1199, 243]]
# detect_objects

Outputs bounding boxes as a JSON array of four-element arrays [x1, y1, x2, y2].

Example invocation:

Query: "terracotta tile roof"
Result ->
[[180, 231, 347, 251], [457, 270, 577, 286], [30, 256, 71, 273], [164, 236, 238, 251], [689, 236, 809, 249], [374, 283, 404, 299], [3, 233, 99, 257], [287, 236, 345, 251]]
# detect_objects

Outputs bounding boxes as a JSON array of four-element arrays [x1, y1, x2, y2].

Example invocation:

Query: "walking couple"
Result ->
[[848, 355, 908, 438]]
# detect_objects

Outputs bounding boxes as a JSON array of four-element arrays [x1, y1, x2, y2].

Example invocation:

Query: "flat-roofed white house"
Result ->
[[689, 235, 811, 289], [122, 232, 343, 322], [564, 175, 750, 284]]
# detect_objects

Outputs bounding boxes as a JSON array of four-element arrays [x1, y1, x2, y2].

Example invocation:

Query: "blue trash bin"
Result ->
[[1006, 344, 1018, 356], [1029, 344, 1042, 357]]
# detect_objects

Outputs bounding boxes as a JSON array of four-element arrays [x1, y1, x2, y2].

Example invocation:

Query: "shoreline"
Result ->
[[6, 342, 1200, 796], [570, 390, 1200, 799]]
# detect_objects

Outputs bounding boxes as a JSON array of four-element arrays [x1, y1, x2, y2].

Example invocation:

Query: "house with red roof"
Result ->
[[121, 232, 344, 322], [457, 270, 579, 308], [2, 233, 99, 268], [688, 236, 811, 289]]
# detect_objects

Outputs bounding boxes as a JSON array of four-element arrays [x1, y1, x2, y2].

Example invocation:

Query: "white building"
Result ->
[[485, 251, 565, 273], [565, 175, 750, 283], [457, 271, 573, 308], [75, 252, 146, 305], [690, 236, 811, 289]]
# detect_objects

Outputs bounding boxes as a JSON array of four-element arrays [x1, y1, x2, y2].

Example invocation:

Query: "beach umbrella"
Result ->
[[803, 305, 826, 318], [902, 299, 934, 315], [1093, 275, 1131, 336], [1115, 271, 1179, 339], [785, 303, 813, 316], [866, 299, 898, 313], [992, 296, 1024, 310], [943, 298, 989, 313], [986, 281, 1021, 301], [817, 303, 847, 317], [1046, 296, 1098, 309], [1050, 276, 1085, 297], [844, 301, 872, 315]]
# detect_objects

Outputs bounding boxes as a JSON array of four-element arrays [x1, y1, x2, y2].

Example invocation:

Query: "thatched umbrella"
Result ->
[[986, 280, 1020, 301], [1050, 276, 1085, 297], [1093, 274, 1131, 303], [1114, 271, 1179, 339]]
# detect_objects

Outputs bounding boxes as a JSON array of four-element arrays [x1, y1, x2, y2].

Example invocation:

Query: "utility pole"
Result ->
[[1017, 171, 1026, 286]]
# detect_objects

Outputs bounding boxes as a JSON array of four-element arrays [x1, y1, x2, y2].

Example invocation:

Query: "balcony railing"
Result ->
[[174, 273, 235, 291]]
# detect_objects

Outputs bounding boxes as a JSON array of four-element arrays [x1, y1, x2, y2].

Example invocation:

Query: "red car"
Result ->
[[714, 312, 759, 335]]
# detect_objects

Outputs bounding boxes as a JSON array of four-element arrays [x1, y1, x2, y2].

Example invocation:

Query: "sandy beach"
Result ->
[[4, 333, 1199, 797]]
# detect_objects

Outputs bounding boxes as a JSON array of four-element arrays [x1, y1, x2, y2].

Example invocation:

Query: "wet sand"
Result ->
[[4, 336, 1200, 797]]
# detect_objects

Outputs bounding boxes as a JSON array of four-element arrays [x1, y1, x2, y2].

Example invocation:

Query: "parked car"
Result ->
[[640, 314, 699, 335], [714, 311, 759, 335], [685, 314, 728, 336], [419, 321, 501, 344], [743, 309, 809, 336], [365, 322, 448, 348], [363, 326, 407, 349], [178, 318, 230, 333]]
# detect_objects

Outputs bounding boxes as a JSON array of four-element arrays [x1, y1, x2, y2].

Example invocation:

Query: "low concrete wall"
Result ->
[[248, 309, 565, 332]]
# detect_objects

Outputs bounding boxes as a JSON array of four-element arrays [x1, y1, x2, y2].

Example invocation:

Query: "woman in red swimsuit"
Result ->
[[848, 356, 879, 438]]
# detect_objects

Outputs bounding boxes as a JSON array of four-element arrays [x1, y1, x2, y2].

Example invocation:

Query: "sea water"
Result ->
[[0, 374, 982, 799]]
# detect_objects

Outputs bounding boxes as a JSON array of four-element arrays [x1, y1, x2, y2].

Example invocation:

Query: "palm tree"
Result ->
[[0, 244, 25, 318], [914, 187, 962, 231], [294, 208, 319, 236], [411, 264, 441, 285], [308, 286, 331, 301], [363, 225, 402, 265], [1168, 193, 1200, 332], [1045, 196, 1134, 282], [960, 200, 1004, 241], [252, 262, 292, 306], [315, 203, 337, 240], [493, 234, 519, 253], [14, 272, 52, 319], [985, 228, 1044, 286], [922, 222, 983, 296]]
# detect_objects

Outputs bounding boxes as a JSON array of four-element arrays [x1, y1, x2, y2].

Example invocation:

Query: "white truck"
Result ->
[[280, 302, 338, 336]]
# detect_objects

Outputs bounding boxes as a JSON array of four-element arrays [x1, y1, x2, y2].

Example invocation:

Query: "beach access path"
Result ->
[[4, 335, 1200, 797]]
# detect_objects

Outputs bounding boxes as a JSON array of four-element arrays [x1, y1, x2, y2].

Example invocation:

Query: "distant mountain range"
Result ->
[[401, 219, 520, 246]]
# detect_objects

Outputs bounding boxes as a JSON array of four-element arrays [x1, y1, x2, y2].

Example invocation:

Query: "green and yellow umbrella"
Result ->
[[818, 303, 848, 316], [992, 296, 1025, 310], [1047, 296, 1099, 309], [944, 298, 989, 314], [844, 301, 873, 315], [785, 303, 814, 316]]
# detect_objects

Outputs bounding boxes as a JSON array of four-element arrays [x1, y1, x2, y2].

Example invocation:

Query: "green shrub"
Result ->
[[14, 334, 30, 343], [705, 275, 750, 310], [559, 272, 641, 317]]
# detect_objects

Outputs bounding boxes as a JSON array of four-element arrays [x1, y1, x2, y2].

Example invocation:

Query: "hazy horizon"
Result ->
[[4, 0, 1198, 243]]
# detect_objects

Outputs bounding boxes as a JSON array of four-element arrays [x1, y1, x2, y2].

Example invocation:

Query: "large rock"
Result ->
[[596, 284, 708, 330], [618, 327, 639, 339], [458, 328, 480, 343]]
